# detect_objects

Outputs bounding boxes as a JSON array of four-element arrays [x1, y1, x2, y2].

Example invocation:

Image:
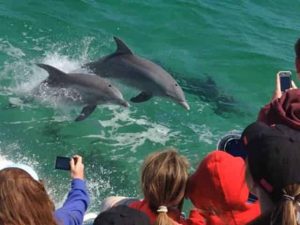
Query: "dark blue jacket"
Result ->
[[55, 179, 90, 225]]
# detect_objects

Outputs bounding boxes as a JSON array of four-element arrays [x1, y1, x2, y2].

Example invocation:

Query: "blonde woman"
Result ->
[[100, 148, 189, 225]]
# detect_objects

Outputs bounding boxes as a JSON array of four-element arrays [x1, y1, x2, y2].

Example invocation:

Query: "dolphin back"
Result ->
[[113, 36, 133, 55], [37, 63, 69, 84]]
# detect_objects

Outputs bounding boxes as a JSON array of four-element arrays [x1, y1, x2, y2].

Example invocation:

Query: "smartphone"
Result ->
[[55, 156, 71, 170], [279, 71, 292, 92]]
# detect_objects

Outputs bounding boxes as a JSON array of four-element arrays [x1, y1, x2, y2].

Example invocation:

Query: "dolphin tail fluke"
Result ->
[[75, 105, 97, 122], [130, 92, 152, 103], [113, 37, 133, 55], [36, 63, 68, 83]]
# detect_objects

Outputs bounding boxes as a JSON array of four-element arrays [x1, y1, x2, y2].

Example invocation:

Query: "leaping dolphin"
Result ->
[[36, 63, 129, 121], [84, 37, 190, 110]]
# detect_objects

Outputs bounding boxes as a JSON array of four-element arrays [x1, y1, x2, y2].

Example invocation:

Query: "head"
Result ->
[[100, 80, 129, 107], [0, 168, 57, 225], [186, 151, 257, 215], [165, 80, 190, 110], [141, 148, 189, 225], [242, 122, 300, 225], [93, 205, 150, 225], [295, 38, 300, 77]]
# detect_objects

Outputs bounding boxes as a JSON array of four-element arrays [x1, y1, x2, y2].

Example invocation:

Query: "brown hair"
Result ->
[[0, 168, 58, 225], [141, 148, 189, 225]]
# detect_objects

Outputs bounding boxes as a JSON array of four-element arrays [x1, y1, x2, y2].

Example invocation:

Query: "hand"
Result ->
[[292, 80, 298, 89], [272, 72, 282, 100], [70, 155, 84, 180], [273, 72, 298, 100]]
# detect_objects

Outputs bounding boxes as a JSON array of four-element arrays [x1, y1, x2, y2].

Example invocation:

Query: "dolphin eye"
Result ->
[[108, 84, 112, 87], [175, 83, 178, 86]]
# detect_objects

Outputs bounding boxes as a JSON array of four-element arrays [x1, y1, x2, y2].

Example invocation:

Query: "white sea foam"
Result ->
[[0, 39, 26, 58], [41, 53, 81, 73], [0, 143, 39, 175], [0, 154, 12, 166], [83, 106, 179, 152], [188, 123, 216, 145]]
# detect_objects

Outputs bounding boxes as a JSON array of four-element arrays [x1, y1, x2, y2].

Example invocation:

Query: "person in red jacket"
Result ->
[[99, 148, 189, 225], [129, 148, 189, 225], [186, 151, 260, 225]]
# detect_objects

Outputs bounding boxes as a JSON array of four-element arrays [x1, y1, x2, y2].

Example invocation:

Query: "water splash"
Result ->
[[83, 106, 180, 152], [0, 39, 26, 58]]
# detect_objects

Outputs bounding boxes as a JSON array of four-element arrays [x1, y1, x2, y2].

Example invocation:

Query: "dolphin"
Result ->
[[84, 37, 190, 110], [36, 63, 129, 121]]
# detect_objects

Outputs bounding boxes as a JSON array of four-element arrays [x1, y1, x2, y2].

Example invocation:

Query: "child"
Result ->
[[186, 151, 260, 225]]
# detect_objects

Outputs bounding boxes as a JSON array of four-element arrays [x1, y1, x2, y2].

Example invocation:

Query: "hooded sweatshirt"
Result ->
[[186, 151, 260, 225], [257, 89, 300, 130]]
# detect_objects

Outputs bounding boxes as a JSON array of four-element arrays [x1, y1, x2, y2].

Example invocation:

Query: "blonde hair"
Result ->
[[0, 168, 58, 225], [278, 184, 300, 225], [141, 148, 189, 225]]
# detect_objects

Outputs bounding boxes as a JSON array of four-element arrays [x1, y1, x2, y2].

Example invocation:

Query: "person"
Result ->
[[186, 150, 260, 225], [99, 148, 189, 225], [93, 205, 150, 225], [129, 148, 189, 225], [257, 72, 300, 128], [0, 155, 89, 225], [241, 122, 300, 225], [257, 38, 300, 129]]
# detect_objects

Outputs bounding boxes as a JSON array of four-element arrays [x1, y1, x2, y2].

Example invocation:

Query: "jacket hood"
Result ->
[[187, 151, 249, 211]]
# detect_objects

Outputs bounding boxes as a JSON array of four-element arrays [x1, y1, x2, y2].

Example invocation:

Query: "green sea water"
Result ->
[[1, 0, 300, 212]]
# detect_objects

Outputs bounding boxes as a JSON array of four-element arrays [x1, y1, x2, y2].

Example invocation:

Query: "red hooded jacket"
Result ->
[[257, 89, 300, 129], [186, 151, 260, 225]]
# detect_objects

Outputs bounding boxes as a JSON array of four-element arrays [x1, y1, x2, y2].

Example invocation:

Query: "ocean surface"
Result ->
[[1, 0, 300, 213]]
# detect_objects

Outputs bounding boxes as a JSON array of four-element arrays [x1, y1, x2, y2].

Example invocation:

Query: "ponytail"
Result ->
[[154, 206, 174, 225], [281, 199, 297, 225], [277, 184, 300, 225]]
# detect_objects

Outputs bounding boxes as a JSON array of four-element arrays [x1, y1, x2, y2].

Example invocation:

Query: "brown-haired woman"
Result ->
[[128, 148, 189, 225], [0, 155, 89, 225]]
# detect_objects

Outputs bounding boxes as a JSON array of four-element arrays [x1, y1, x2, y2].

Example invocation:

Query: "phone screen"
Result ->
[[280, 72, 291, 92], [55, 156, 71, 170]]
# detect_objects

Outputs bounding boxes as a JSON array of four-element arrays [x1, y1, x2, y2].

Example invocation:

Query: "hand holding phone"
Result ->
[[55, 155, 84, 179], [279, 71, 292, 92], [70, 155, 84, 180]]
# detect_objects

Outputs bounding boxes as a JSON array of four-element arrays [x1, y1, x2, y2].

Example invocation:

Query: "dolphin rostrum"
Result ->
[[36, 63, 129, 121], [84, 37, 190, 110]]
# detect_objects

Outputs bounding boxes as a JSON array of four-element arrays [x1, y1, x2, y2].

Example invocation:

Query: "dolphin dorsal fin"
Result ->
[[36, 63, 68, 82], [113, 37, 133, 55]]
